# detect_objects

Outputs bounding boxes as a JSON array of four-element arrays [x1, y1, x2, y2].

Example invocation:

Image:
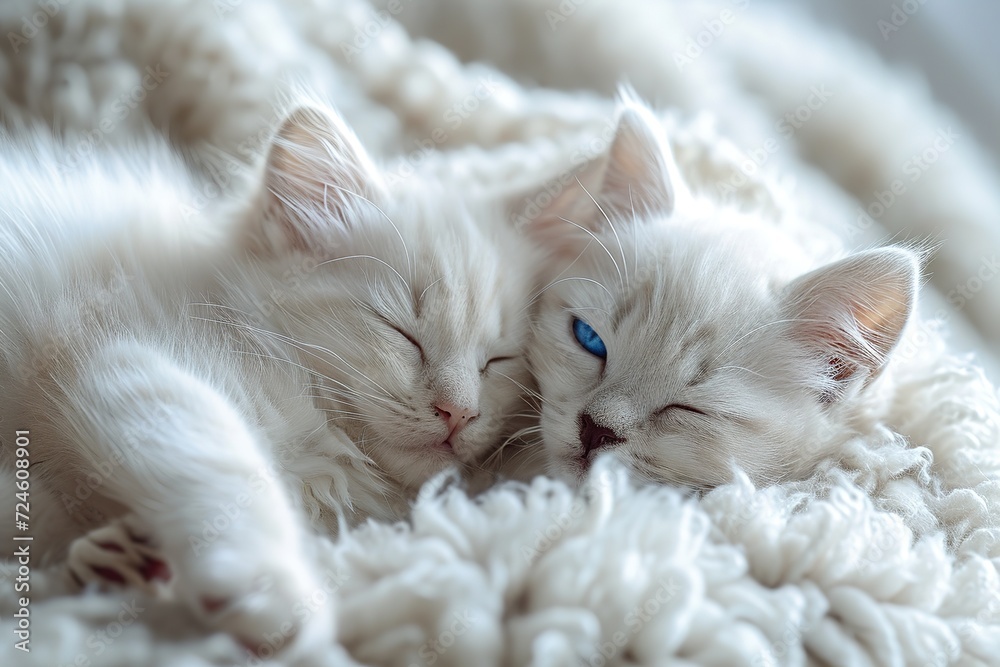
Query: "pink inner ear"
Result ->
[[258, 106, 383, 254], [793, 300, 897, 388], [521, 101, 683, 261], [598, 104, 682, 219], [784, 248, 918, 392], [827, 354, 859, 384]]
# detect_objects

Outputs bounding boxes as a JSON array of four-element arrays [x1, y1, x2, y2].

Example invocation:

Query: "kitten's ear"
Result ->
[[783, 248, 919, 399], [599, 103, 685, 219], [255, 106, 383, 253], [526, 101, 687, 258]]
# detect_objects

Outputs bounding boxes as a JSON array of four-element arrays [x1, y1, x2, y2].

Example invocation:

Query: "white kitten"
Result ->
[[522, 99, 919, 488], [0, 105, 536, 654]]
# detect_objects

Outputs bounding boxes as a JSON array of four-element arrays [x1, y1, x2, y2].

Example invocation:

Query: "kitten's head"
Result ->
[[244, 107, 537, 489], [525, 100, 919, 488]]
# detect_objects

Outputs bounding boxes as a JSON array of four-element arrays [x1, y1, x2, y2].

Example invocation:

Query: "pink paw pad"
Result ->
[[91, 565, 127, 585], [67, 518, 173, 596], [140, 557, 171, 583], [200, 596, 230, 615]]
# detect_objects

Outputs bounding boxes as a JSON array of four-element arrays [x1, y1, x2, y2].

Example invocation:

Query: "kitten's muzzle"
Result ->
[[434, 401, 479, 441], [579, 413, 625, 457]]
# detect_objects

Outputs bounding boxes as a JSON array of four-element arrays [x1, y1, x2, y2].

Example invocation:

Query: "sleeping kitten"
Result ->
[[0, 105, 536, 654], [521, 99, 919, 488]]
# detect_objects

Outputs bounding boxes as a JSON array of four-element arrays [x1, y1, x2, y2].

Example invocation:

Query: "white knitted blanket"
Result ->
[[1, 1, 999, 665]]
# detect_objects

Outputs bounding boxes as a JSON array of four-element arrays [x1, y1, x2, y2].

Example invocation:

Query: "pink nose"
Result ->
[[434, 402, 479, 438]]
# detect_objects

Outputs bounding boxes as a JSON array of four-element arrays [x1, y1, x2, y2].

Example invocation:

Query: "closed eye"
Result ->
[[656, 404, 708, 418], [362, 305, 425, 360], [384, 321, 425, 361], [481, 356, 515, 374], [572, 317, 607, 359]]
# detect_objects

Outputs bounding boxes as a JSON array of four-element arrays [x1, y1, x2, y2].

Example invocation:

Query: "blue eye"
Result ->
[[572, 318, 607, 359]]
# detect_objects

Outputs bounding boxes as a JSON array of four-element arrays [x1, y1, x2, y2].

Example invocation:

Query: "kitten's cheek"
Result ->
[[560, 343, 601, 379], [540, 408, 576, 456]]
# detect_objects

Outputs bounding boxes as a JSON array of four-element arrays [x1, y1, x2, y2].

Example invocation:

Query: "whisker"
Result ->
[[513, 244, 591, 320], [556, 213, 623, 292], [630, 185, 639, 284], [493, 371, 548, 406], [326, 183, 413, 285], [316, 255, 408, 294], [533, 276, 615, 302], [561, 305, 613, 317], [709, 318, 805, 365], [301, 402, 374, 421], [577, 177, 628, 291], [188, 308, 400, 404], [309, 382, 399, 410], [418, 276, 444, 307]]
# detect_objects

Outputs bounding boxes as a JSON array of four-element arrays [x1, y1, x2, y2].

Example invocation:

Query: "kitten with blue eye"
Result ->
[[0, 105, 536, 655], [519, 98, 920, 488]]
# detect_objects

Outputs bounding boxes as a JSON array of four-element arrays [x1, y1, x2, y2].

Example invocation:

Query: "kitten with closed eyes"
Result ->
[[0, 104, 537, 654], [518, 98, 920, 488]]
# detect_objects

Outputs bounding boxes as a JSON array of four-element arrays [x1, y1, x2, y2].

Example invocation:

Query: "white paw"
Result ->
[[174, 549, 336, 661], [67, 515, 172, 598]]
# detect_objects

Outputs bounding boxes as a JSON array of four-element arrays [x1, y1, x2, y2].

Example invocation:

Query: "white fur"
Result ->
[[385, 0, 1000, 361], [1, 1, 999, 665], [0, 0, 608, 181], [4, 446, 1000, 666], [506, 99, 920, 489], [0, 102, 538, 656]]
